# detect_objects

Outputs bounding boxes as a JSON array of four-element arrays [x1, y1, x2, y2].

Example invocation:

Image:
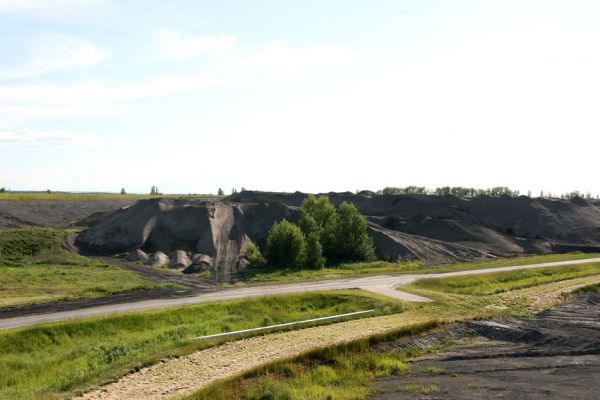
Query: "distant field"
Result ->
[[238, 252, 600, 285], [0, 193, 219, 201], [0, 290, 402, 400], [0, 228, 167, 307]]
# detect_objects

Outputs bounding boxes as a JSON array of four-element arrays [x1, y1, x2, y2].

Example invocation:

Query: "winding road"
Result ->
[[2, 257, 600, 330]]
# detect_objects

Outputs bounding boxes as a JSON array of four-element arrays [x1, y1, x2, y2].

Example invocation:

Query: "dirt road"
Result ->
[[2, 257, 599, 330]]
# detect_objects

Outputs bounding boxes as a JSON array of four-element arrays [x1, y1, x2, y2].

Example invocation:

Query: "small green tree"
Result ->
[[265, 220, 306, 268], [0, 187, 5, 193], [217, 188, 224, 196], [120, 188, 127, 195], [333, 202, 376, 262], [245, 242, 266, 267]]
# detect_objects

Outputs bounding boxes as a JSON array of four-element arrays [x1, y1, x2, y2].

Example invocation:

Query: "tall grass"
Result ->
[[0, 291, 403, 400], [412, 262, 600, 295]]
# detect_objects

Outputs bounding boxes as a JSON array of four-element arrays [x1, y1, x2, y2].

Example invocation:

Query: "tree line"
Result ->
[[246, 195, 375, 270], [379, 186, 599, 199]]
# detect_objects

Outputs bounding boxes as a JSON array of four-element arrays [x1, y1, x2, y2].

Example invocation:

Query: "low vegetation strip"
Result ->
[[0, 228, 165, 308], [239, 252, 600, 285], [0, 291, 400, 400], [411, 262, 600, 295], [0, 193, 217, 201]]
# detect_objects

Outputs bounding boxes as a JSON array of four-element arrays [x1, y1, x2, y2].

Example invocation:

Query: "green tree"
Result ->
[[217, 188, 224, 196], [265, 220, 307, 268], [333, 202, 376, 262], [299, 195, 338, 258], [120, 188, 126, 195], [0, 187, 5, 193]]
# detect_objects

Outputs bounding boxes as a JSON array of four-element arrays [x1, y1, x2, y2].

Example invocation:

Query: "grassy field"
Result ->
[[0, 192, 219, 201], [0, 228, 166, 307], [238, 252, 600, 285], [0, 291, 403, 400], [411, 262, 600, 295], [185, 266, 600, 400]]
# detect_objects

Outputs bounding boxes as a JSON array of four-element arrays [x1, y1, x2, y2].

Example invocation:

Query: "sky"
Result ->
[[0, 0, 599, 195]]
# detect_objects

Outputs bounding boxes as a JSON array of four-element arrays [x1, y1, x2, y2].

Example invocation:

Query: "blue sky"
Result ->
[[1, 0, 599, 195]]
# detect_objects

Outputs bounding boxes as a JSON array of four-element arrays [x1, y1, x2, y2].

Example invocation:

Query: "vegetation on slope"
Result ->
[[0, 228, 164, 307], [239, 252, 600, 285], [411, 263, 600, 295], [0, 291, 403, 400]]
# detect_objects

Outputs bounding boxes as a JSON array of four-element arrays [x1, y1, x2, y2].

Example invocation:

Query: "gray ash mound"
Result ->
[[229, 190, 600, 260], [75, 191, 600, 281], [75, 198, 295, 281]]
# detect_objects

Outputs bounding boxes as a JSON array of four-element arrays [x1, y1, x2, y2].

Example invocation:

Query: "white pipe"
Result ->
[[193, 309, 375, 340]]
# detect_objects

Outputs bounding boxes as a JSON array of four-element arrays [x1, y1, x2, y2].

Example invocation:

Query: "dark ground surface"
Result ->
[[371, 290, 600, 400], [0, 199, 137, 229]]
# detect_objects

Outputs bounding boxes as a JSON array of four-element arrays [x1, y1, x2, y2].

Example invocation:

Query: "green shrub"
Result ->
[[0, 228, 64, 259], [266, 220, 307, 268], [305, 233, 325, 269], [333, 202, 375, 262], [245, 242, 266, 268]]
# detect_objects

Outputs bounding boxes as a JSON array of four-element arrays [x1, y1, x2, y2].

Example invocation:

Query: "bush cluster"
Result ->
[[248, 195, 375, 270]]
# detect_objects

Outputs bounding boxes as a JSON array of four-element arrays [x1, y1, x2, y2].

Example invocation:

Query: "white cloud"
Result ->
[[155, 28, 237, 60], [0, 0, 103, 13], [0, 129, 97, 147], [1, 34, 106, 79], [239, 41, 362, 76], [0, 73, 222, 126], [0, 74, 222, 104]]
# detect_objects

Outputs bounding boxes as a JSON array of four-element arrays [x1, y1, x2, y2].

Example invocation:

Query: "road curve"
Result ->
[[2, 257, 600, 330]]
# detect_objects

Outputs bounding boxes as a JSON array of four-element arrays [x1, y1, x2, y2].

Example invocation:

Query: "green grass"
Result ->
[[237, 252, 600, 285], [0, 228, 166, 307], [411, 262, 600, 295], [0, 193, 220, 201], [187, 320, 446, 400], [0, 291, 404, 400]]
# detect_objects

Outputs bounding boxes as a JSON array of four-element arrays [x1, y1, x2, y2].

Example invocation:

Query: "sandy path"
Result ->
[[76, 311, 431, 400]]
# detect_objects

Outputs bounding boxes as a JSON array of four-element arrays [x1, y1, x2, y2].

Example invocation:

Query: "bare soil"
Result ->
[[372, 290, 600, 400]]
